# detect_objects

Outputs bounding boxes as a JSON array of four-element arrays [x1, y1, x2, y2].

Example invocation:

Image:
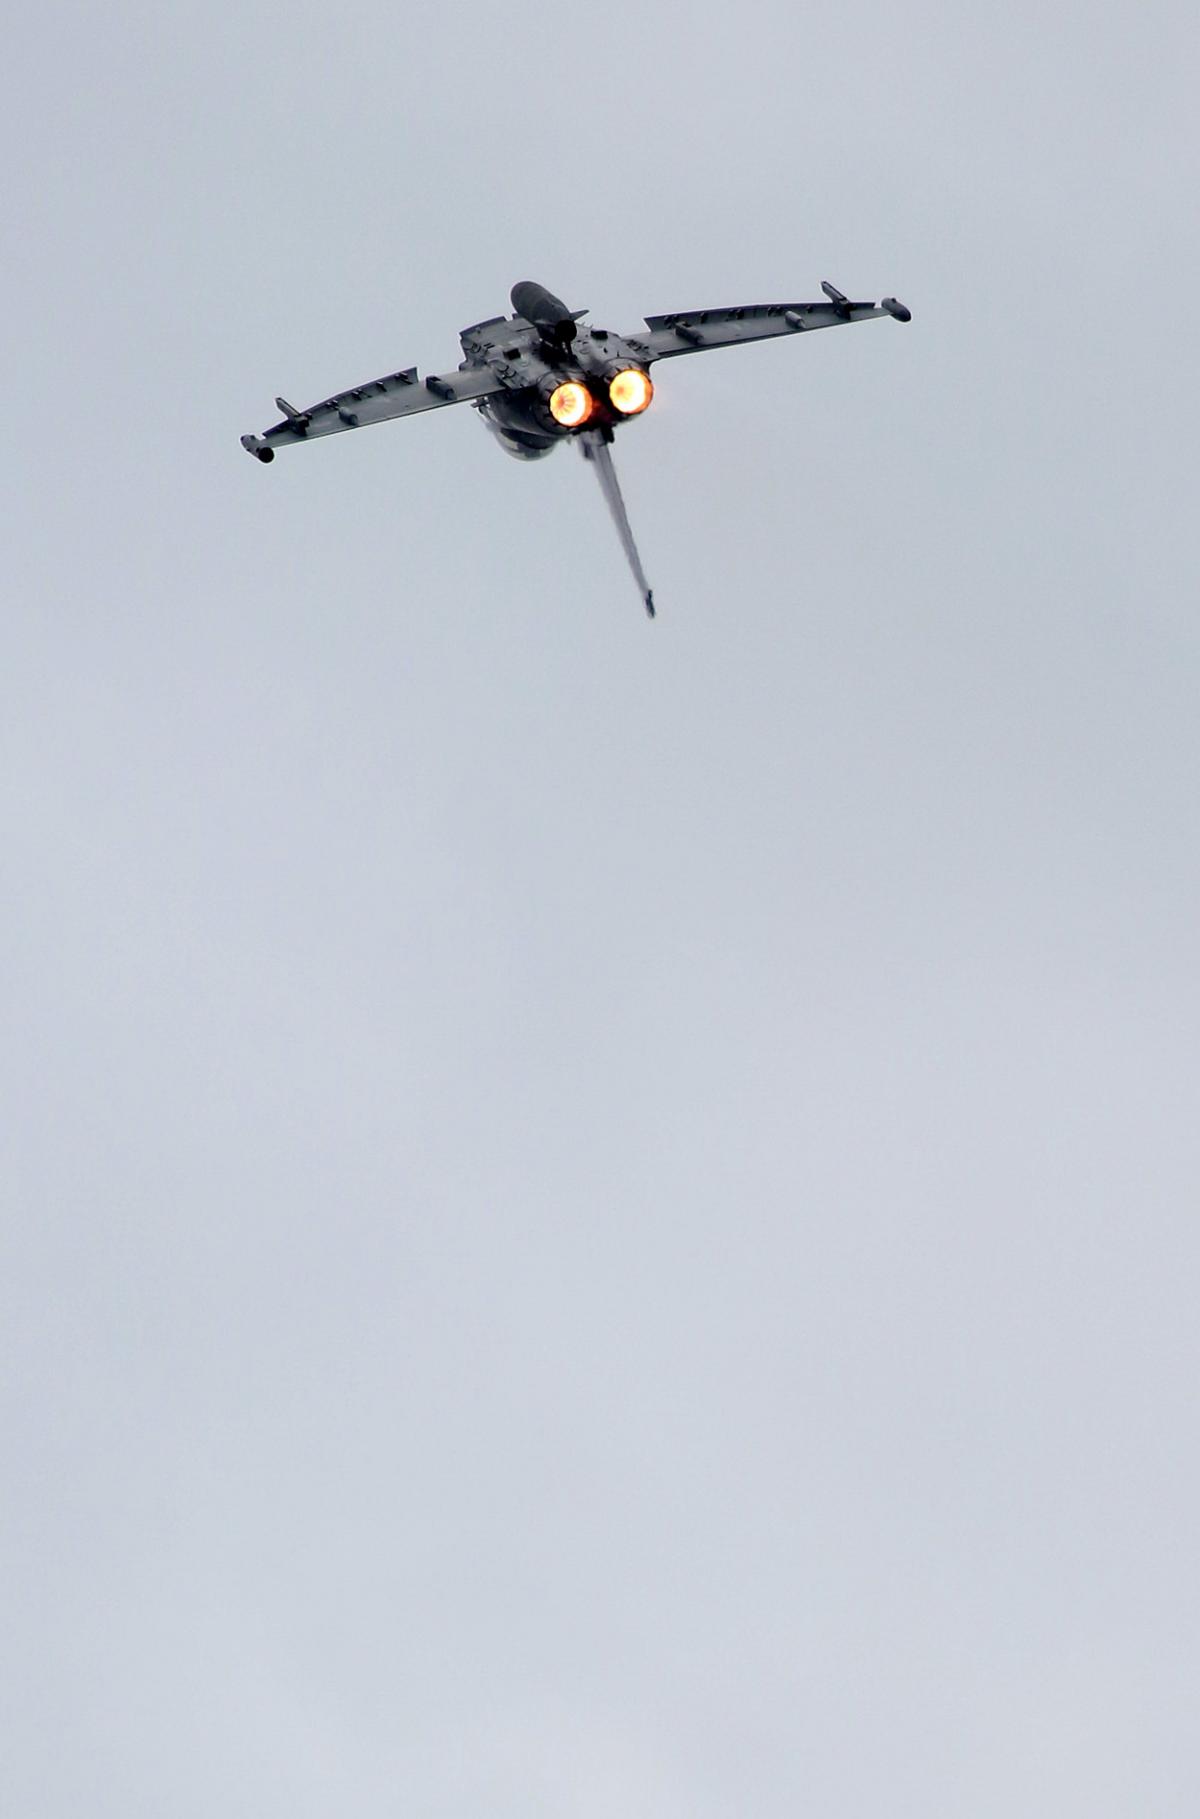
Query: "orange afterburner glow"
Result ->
[[608, 368, 653, 415], [548, 381, 594, 428]]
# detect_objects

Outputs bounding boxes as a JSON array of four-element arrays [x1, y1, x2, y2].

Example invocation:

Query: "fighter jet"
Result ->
[[242, 278, 911, 618]]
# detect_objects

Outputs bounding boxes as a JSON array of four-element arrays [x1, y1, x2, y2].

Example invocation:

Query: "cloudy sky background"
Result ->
[[4, 2, 1198, 1814]]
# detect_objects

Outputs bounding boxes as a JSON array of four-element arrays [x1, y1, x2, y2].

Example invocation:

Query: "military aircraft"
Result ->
[[242, 278, 910, 618]]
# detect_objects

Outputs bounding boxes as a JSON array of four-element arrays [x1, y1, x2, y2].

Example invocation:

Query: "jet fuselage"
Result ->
[[462, 282, 656, 461]]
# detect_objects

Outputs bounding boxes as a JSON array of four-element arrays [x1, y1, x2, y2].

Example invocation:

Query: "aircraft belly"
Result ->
[[476, 397, 557, 460]]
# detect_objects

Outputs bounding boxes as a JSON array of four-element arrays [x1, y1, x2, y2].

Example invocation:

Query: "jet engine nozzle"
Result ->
[[547, 380, 594, 428], [606, 367, 653, 416]]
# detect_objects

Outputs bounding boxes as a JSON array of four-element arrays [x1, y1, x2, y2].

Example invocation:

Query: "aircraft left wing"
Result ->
[[241, 363, 504, 461], [638, 282, 911, 363]]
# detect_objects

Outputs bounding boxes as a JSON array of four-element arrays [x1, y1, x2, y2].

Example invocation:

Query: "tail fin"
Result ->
[[579, 431, 655, 617]]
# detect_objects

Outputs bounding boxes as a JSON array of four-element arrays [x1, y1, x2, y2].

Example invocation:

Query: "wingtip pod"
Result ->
[[882, 297, 912, 322], [241, 433, 274, 462], [644, 590, 656, 619]]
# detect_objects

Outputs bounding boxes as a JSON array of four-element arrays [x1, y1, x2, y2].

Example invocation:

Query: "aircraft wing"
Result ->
[[638, 283, 910, 363], [241, 363, 504, 460]]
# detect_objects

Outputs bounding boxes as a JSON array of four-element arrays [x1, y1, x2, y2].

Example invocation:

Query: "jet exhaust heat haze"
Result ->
[[241, 278, 911, 618]]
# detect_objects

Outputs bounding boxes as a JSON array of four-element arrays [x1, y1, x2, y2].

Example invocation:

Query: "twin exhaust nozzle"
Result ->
[[546, 367, 653, 429]]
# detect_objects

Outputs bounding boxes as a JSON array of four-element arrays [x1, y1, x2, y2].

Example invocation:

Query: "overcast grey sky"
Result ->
[[3, 2, 1198, 1814]]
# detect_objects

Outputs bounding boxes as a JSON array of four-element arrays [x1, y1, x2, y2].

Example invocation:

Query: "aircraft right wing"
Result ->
[[241, 362, 505, 461], [638, 282, 910, 363]]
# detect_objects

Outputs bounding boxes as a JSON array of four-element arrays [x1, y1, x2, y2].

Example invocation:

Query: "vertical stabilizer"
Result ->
[[579, 431, 655, 617]]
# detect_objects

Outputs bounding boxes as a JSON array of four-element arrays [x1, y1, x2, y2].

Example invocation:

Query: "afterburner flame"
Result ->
[[608, 368, 653, 415], [548, 381, 594, 428]]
